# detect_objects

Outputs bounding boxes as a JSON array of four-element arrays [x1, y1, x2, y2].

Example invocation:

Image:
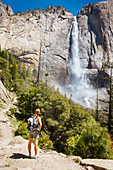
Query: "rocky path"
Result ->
[[0, 135, 86, 170]]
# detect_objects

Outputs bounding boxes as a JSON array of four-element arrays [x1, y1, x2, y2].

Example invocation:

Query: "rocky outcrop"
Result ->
[[0, 2, 73, 85], [0, 79, 10, 103], [81, 159, 113, 170], [0, 0, 13, 16]]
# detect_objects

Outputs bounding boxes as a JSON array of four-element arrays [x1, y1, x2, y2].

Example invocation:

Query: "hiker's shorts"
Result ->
[[29, 130, 40, 139]]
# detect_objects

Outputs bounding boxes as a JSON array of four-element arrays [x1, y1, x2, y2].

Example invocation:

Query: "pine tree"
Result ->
[[100, 63, 113, 135]]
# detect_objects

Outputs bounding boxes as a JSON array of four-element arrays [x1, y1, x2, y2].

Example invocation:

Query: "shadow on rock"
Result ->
[[10, 153, 33, 159]]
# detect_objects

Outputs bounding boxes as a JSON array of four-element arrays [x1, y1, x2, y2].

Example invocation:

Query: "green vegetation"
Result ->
[[6, 108, 19, 136], [38, 131, 53, 150], [15, 121, 29, 139], [0, 48, 34, 93], [0, 48, 113, 159]]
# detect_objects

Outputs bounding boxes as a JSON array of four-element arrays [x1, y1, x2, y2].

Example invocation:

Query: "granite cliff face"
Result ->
[[77, 1, 112, 87], [78, 1, 109, 69], [0, 2, 73, 85]]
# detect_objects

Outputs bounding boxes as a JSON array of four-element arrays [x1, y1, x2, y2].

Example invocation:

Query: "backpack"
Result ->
[[27, 116, 39, 131]]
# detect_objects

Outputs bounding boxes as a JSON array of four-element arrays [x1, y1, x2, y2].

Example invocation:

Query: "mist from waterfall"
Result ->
[[59, 16, 97, 109]]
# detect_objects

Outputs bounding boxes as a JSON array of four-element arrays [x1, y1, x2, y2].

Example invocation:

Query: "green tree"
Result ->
[[100, 63, 113, 135], [66, 118, 112, 159], [10, 62, 18, 79], [0, 49, 35, 93]]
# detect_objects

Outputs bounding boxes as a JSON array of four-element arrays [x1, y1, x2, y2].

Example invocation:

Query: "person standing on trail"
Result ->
[[28, 108, 42, 159]]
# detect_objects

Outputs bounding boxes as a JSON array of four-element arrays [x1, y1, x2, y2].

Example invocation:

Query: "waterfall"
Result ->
[[55, 16, 97, 109], [58, 16, 96, 109], [70, 16, 87, 84], [68, 16, 96, 108]]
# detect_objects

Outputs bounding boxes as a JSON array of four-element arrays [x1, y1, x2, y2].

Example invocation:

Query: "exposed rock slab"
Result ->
[[0, 80, 10, 103], [81, 159, 113, 170]]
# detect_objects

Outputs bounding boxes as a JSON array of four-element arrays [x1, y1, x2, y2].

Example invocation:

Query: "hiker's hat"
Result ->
[[35, 108, 41, 115]]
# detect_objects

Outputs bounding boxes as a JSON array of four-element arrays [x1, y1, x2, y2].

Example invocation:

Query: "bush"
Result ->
[[38, 131, 53, 150], [15, 121, 29, 140], [9, 107, 16, 115], [66, 118, 113, 159]]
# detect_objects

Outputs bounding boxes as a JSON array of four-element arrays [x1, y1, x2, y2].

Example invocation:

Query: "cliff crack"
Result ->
[[54, 54, 66, 61]]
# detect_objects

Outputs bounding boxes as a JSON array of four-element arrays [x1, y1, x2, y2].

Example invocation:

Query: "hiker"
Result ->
[[28, 108, 42, 159]]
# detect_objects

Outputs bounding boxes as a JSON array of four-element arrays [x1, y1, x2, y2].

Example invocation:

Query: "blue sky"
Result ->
[[2, 0, 108, 16]]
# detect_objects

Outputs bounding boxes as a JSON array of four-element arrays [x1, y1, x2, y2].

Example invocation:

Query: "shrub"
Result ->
[[66, 118, 113, 159], [15, 121, 29, 140], [38, 131, 53, 150], [9, 107, 16, 115]]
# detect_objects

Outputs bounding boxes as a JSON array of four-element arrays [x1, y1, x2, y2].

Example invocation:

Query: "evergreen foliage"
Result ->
[[0, 48, 33, 92], [15, 121, 29, 140], [38, 131, 53, 150]]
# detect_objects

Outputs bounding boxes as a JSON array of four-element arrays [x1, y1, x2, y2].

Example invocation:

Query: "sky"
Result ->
[[2, 0, 108, 16]]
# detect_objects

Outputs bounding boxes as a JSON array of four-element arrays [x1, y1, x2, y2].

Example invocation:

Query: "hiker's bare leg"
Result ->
[[34, 138, 38, 155], [28, 138, 33, 154]]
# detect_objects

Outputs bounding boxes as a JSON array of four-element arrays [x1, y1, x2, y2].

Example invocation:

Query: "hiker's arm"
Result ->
[[38, 124, 42, 131], [37, 117, 42, 131]]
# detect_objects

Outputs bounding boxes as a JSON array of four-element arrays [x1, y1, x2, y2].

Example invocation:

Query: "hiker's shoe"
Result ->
[[29, 153, 31, 158], [35, 154, 39, 159]]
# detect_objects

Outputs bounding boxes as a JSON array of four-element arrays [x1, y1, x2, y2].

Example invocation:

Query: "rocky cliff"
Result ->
[[0, 1, 73, 86], [77, 1, 113, 87]]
